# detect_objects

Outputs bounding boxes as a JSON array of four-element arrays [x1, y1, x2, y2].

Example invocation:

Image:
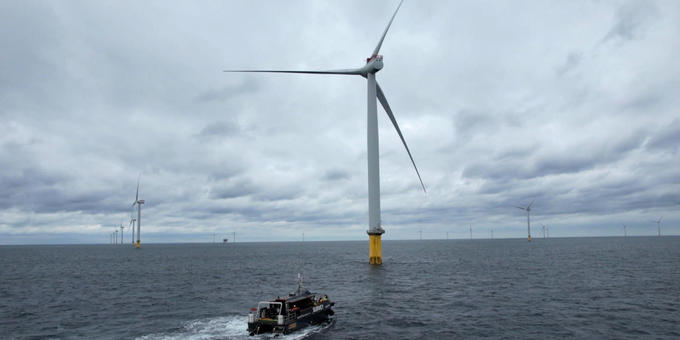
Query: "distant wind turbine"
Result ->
[[622, 224, 627, 237], [541, 223, 546, 239], [469, 224, 472, 240], [114, 230, 118, 244], [224, 0, 425, 265], [515, 200, 535, 242], [131, 177, 145, 248], [129, 218, 136, 246], [652, 218, 662, 236]]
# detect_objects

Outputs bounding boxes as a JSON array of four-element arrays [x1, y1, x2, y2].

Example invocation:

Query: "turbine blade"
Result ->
[[527, 199, 535, 209], [372, 0, 404, 56], [514, 206, 526, 210], [223, 68, 363, 75], [135, 176, 140, 202], [376, 82, 426, 192]]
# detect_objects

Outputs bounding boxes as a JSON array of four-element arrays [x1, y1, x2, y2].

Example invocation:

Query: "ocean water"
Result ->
[[1, 237, 679, 339]]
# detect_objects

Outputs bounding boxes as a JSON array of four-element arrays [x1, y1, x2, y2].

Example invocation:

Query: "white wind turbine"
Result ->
[[224, 0, 425, 265], [131, 177, 145, 248], [129, 218, 136, 246], [541, 223, 546, 239], [622, 224, 627, 237], [652, 218, 662, 236], [515, 200, 535, 242]]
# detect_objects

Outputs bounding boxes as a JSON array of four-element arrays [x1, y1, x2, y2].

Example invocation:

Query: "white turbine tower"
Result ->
[[129, 218, 136, 246], [515, 200, 535, 242], [622, 224, 627, 237], [224, 0, 425, 265], [120, 224, 125, 245], [132, 177, 145, 248], [652, 218, 662, 236]]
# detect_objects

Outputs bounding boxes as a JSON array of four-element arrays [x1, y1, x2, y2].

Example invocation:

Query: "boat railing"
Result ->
[[256, 301, 283, 319], [284, 313, 297, 323]]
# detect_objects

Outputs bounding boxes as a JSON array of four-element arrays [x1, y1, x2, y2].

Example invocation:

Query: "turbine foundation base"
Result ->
[[136, 241, 141, 248], [367, 230, 384, 265]]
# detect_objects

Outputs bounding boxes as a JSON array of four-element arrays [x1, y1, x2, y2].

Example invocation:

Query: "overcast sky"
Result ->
[[1, 0, 678, 244]]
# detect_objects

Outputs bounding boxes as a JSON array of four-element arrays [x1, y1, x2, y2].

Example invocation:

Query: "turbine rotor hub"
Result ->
[[365, 54, 384, 73]]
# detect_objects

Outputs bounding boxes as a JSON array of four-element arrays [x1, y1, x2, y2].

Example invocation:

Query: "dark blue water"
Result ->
[[1, 237, 679, 339]]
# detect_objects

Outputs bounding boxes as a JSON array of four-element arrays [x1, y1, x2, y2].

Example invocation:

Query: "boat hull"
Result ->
[[248, 306, 334, 335]]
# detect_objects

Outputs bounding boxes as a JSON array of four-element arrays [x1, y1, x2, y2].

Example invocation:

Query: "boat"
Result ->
[[248, 274, 335, 336]]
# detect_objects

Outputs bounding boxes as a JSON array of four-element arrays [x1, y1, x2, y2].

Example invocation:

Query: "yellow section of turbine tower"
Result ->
[[136, 240, 141, 248], [369, 234, 383, 265]]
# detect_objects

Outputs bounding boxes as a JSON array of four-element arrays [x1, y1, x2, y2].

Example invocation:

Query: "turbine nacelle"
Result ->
[[365, 55, 384, 73]]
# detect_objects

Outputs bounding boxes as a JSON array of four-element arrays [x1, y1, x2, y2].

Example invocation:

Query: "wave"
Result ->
[[137, 315, 333, 340]]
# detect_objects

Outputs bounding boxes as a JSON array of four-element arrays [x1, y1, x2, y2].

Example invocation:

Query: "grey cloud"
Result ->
[[195, 121, 240, 139], [2, 1, 680, 243], [209, 178, 257, 199], [195, 79, 260, 103], [464, 131, 645, 181], [322, 168, 351, 181], [645, 119, 680, 153], [601, 2, 657, 44], [556, 52, 582, 76]]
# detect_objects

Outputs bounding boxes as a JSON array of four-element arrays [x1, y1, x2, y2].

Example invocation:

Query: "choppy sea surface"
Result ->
[[1, 237, 679, 339]]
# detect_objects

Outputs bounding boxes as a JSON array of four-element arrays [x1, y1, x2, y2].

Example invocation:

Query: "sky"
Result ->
[[1, 0, 679, 244]]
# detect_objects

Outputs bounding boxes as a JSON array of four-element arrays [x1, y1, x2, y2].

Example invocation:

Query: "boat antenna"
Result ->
[[296, 273, 304, 295]]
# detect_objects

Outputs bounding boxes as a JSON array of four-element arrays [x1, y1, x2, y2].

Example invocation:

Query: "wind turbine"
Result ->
[[652, 218, 662, 236], [114, 229, 118, 244], [129, 218, 136, 246], [622, 224, 627, 237], [541, 223, 546, 239], [224, 0, 425, 265], [515, 200, 535, 242], [120, 224, 125, 245], [131, 177, 145, 248]]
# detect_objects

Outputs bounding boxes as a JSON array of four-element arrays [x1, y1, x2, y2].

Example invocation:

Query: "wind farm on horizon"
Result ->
[[76, 0, 679, 250]]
